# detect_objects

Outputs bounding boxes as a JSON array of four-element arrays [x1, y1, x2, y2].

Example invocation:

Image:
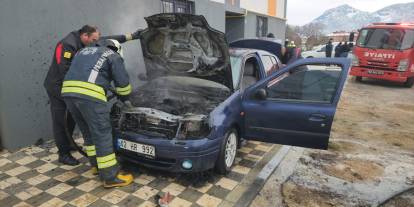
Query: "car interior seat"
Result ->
[[243, 59, 259, 88]]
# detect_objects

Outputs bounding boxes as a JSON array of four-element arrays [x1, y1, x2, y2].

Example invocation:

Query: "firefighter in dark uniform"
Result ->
[[44, 25, 142, 166], [62, 39, 133, 187]]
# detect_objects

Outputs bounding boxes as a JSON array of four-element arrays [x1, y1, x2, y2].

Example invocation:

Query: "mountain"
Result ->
[[307, 2, 414, 34]]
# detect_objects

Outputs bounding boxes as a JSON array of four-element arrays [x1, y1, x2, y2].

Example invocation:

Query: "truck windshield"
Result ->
[[357, 28, 414, 50]]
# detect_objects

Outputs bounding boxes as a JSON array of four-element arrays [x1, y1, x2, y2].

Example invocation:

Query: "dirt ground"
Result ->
[[253, 77, 414, 207]]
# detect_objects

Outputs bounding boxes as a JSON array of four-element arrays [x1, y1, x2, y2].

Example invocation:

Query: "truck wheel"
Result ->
[[355, 76, 363, 82], [215, 129, 238, 174], [404, 77, 414, 88]]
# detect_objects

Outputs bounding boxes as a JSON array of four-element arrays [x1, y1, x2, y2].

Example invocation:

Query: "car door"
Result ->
[[241, 58, 350, 149]]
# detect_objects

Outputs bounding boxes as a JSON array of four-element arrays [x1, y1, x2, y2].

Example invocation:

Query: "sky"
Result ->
[[287, 0, 414, 26]]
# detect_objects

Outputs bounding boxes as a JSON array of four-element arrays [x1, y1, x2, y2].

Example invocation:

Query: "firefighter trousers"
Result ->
[[63, 97, 119, 181]]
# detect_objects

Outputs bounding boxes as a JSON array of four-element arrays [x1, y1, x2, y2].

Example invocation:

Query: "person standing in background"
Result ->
[[325, 38, 333, 58], [335, 42, 343, 57]]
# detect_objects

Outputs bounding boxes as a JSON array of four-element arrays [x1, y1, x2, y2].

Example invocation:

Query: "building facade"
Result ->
[[0, 0, 287, 150]]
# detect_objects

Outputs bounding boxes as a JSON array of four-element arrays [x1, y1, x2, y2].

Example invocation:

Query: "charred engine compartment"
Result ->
[[111, 76, 230, 139], [110, 14, 233, 140]]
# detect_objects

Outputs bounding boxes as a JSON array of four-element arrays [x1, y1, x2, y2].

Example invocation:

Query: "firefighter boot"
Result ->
[[90, 167, 98, 176], [103, 172, 134, 188]]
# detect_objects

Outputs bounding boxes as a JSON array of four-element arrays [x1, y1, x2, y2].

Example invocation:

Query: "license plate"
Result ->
[[118, 139, 155, 158], [368, 70, 384, 75]]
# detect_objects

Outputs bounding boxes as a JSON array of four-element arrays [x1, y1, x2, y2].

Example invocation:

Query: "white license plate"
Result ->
[[118, 139, 155, 157], [368, 70, 384, 75]]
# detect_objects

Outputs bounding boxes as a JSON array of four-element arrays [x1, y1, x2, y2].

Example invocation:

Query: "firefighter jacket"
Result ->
[[44, 30, 128, 96], [61, 46, 131, 102]]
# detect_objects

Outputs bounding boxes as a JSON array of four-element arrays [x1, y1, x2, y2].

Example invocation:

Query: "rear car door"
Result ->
[[241, 58, 350, 149]]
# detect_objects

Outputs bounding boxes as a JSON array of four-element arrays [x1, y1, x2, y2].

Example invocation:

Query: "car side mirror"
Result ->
[[255, 88, 268, 100]]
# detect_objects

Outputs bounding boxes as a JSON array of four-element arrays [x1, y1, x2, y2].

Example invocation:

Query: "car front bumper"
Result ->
[[350, 66, 410, 82], [113, 130, 222, 173]]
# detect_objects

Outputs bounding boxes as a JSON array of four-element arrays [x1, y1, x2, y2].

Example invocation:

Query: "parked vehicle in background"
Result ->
[[350, 23, 414, 87], [302, 43, 340, 58]]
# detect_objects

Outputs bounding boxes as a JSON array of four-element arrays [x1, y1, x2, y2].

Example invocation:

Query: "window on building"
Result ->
[[256, 16, 268, 37], [161, 0, 194, 14]]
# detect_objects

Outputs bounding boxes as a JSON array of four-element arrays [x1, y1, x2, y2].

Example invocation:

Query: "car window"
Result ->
[[230, 56, 243, 89], [242, 57, 260, 89], [262, 55, 275, 75], [318, 46, 326, 52], [269, 56, 280, 71], [266, 64, 342, 104]]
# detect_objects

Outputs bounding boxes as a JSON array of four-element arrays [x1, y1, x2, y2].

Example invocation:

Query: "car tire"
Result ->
[[355, 76, 363, 82], [306, 56, 314, 58], [215, 129, 238, 174], [404, 77, 414, 88]]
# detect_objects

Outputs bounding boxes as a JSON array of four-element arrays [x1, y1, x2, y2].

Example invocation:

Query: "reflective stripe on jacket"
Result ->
[[61, 46, 131, 102]]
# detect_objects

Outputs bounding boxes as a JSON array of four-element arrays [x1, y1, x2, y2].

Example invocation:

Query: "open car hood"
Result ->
[[140, 13, 233, 90]]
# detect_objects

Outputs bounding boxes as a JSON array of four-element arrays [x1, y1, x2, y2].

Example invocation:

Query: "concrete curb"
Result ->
[[235, 146, 291, 207]]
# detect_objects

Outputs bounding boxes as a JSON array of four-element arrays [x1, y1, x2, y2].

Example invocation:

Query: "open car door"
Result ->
[[241, 58, 350, 149]]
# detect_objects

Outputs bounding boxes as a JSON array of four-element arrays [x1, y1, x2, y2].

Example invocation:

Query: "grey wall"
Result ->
[[0, 0, 162, 150], [244, 12, 286, 41], [268, 16, 287, 42], [195, 0, 226, 32], [0, 0, 228, 150], [225, 17, 245, 42]]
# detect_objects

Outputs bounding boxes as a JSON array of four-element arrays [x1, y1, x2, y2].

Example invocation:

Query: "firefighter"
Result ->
[[62, 39, 133, 187], [44, 25, 142, 166], [283, 41, 302, 65]]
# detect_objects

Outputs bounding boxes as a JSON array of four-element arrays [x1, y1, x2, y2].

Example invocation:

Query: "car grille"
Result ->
[[362, 60, 398, 70], [120, 113, 179, 139]]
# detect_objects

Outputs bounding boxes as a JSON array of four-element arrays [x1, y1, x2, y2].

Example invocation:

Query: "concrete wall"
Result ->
[[268, 15, 287, 41], [225, 17, 245, 42], [244, 12, 286, 41], [195, 0, 226, 32], [0, 0, 162, 150], [0, 0, 228, 150]]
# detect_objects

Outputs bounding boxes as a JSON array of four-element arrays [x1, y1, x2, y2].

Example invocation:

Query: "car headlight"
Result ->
[[352, 55, 359, 67], [176, 118, 210, 140], [397, 59, 409, 72]]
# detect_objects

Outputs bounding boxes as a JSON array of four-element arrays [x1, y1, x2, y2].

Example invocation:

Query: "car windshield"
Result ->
[[357, 28, 414, 50], [230, 56, 243, 89]]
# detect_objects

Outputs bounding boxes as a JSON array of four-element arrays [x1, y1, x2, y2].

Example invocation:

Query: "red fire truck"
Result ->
[[350, 23, 414, 87]]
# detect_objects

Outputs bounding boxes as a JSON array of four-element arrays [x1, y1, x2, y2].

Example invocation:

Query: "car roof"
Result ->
[[364, 24, 414, 30], [229, 39, 283, 59], [229, 47, 275, 57]]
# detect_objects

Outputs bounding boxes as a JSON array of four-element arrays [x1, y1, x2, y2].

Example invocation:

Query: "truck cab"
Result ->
[[350, 23, 414, 87]]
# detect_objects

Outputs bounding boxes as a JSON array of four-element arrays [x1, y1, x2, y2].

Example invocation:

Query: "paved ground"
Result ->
[[0, 139, 278, 207]]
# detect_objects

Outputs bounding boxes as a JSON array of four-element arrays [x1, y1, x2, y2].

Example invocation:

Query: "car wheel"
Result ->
[[215, 129, 238, 174], [355, 76, 363, 82], [307, 56, 313, 58], [404, 77, 414, 88]]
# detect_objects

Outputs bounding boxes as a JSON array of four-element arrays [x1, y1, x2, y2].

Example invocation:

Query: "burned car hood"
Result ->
[[140, 13, 233, 90]]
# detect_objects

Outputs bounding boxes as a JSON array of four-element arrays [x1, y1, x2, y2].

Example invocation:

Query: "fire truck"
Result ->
[[350, 23, 414, 87]]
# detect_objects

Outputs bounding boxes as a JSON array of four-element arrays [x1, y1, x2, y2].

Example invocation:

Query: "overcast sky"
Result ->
[[287, 0, 414, 26]]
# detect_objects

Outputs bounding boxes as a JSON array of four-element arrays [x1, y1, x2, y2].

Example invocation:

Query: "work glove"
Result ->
[[131, 29, 143, 40]]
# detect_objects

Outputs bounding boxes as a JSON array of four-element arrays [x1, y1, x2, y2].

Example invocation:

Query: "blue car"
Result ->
[[111, 14, 350, 174]]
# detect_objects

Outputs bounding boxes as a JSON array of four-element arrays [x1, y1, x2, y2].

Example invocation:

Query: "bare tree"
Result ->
[[297, 22, 325, 38]]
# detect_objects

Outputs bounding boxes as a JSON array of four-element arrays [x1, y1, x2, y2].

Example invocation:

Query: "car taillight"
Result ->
[[352, 55, 359, 66], [397, 59, 409, 72]]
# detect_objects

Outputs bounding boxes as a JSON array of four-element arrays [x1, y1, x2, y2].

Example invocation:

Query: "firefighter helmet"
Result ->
[[101, 39, 123, 58]]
